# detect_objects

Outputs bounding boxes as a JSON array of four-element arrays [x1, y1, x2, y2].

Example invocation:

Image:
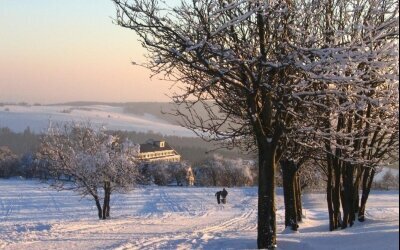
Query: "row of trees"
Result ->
[[0, 142, 326, 190], [113, 0, 399, 248], [0, 122, 397, 226], [0, 125, 250, 164], [0, 127, 38, 155]]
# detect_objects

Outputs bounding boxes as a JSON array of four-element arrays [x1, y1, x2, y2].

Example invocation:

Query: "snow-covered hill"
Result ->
[[0, 104, 195, 137], [0, 180, 398, 250]]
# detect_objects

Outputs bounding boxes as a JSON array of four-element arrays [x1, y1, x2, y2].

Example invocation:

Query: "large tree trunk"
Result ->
[[257, 142, 277, 249], [326, 155, 335, 231], [353, 167, 363, 216], [102, 182, 111, 219], [106, 187, 111, 218], [349, 166, 358, 225], [295, 173, 303, 223], [341, 163, 354, 229], [358, 168, 375, 222], [94, 196, 103, 219], [280, 159, 299, 231], [332, 160, 342, 229]]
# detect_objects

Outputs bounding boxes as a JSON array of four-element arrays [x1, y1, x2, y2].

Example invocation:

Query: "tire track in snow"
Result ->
[[120, 207, 257, 249], [159, 190, 190, 213], [0, 193, 24, 220], [112, 189, 257, 249], [110, 190, 192, 250], [110, 189, 216, 249], [170, 206, 257, 249], [112, 234, 171, 250], [0, 198, 14, 220], [197, 207, 255, 234]]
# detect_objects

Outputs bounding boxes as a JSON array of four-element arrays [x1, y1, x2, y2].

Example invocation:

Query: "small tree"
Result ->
[[37, 122, 140, 219]]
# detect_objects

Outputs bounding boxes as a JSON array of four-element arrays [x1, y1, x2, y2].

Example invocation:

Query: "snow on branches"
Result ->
[[114, 0, 398, 160], [38, 122, 140, 219], [113, 0, 398, 246]]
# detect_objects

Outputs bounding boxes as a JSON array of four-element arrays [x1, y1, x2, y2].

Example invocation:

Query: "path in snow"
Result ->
[[0, 180, 398, 250]]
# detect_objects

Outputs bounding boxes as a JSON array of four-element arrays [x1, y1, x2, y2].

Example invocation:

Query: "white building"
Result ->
[[137, 139, 181, 162]]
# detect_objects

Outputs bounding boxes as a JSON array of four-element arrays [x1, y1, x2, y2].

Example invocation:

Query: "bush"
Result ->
[[373, 170, 399, 190], [193, 155, 257, 187], [0, 147, 19, 178], [139, 161, 194, 186]]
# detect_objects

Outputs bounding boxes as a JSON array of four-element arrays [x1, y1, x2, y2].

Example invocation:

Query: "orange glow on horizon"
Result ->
[[0, 0, 181, 104]]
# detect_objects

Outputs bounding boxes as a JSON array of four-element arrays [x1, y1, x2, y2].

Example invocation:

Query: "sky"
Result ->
[[0, 0, 180, 104]]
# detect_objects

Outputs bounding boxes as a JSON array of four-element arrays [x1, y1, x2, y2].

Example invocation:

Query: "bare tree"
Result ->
[[37, 122, 140, 219], [113, 1, 310, 247], [113, 0, 398, 247], [298, 0, 399, 229]]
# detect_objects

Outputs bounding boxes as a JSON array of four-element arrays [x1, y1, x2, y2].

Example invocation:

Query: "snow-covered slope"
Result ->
[[0, 104, 195, 137], [0, 179, 398, 250]]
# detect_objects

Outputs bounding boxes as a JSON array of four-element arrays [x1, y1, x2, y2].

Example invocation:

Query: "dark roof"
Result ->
[[139, 142, 174, 153]]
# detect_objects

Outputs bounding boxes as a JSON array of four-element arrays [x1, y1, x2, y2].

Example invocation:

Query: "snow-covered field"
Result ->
[[0, 104, 194, 137], [0, 180, 398, 250]]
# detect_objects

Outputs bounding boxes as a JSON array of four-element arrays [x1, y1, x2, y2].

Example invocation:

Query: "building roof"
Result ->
[[139, 141, 175, 153]]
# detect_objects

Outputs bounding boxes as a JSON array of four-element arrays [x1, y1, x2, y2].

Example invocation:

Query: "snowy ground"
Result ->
[[0, 180, 398, 250], [0, 104, 194, 137]]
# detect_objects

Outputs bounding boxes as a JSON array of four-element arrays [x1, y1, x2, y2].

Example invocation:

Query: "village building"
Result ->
[[137, 139, 195, 186], [137, 139, 181, 162]]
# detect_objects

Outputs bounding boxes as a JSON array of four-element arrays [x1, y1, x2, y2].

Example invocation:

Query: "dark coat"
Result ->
[[215, 191, 222, 204], [221, 189, 228, 198]]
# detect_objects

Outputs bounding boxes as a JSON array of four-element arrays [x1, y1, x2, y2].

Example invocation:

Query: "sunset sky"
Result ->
[[0, 0, 179, 104]]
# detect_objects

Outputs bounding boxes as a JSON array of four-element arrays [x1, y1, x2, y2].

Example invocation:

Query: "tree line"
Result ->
[[0, 125, 249, 163]]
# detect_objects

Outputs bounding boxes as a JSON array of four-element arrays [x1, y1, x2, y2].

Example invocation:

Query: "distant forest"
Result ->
[[0, 126, 253, 164], [0, 127, 38, 155]]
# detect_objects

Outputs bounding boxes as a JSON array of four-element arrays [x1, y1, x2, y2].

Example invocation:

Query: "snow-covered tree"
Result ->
[[379, 170, 399, 190], [113, 1, 308, 246], [37, 122, 140, 219], [113, 0, 398, 247], [194, 155, 256, 187], [291, 0, 399, 229], [139, 160, 195, 186]]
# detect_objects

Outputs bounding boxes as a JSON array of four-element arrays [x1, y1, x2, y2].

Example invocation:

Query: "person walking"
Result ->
[[221, 188, 228, 204], [215, 191, 222, 204]]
